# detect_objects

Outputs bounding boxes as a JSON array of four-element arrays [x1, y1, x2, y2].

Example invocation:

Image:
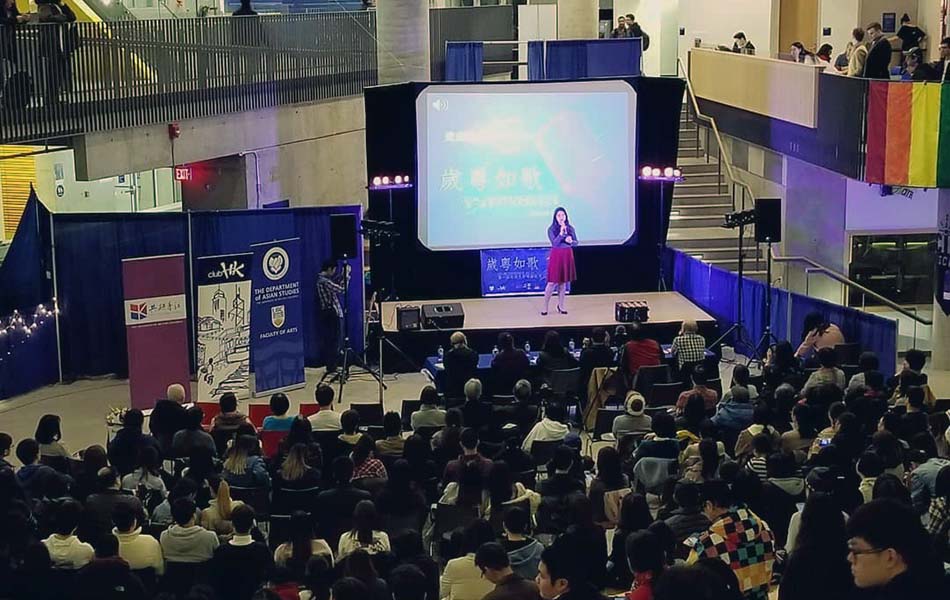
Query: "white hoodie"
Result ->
[[521, 418, 569, 452], [115, 526, 165, 575], [43, 534, 94, 570]]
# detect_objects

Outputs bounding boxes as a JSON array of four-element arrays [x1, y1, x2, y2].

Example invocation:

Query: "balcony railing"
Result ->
[[0, 12, 378, 144]]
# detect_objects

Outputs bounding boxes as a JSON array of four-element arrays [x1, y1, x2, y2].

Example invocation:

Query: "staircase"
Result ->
[[667, 108, 766, 281]]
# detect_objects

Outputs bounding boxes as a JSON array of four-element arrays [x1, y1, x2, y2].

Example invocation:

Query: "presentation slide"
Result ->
[[416, 81, 638, 251]]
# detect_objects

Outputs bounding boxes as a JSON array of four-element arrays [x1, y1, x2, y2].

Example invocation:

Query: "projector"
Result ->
[[615, 300, 649, 323]]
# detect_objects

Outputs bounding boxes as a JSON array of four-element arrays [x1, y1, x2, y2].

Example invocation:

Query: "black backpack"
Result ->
[[2, 71, 31, 110]]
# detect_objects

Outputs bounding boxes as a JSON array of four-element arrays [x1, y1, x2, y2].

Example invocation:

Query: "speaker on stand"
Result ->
[[754, 198, 781, 358]]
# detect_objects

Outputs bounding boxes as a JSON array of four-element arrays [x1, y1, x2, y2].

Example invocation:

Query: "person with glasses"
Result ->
[[845, 499, 945, 598]]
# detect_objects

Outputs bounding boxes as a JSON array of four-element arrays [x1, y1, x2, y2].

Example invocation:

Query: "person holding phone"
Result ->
[[542, 207, 578, 316], [317, 259, 351, 377]]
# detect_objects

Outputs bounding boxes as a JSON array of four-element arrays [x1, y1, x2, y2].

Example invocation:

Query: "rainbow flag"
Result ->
[[865, 81, 947, 188]]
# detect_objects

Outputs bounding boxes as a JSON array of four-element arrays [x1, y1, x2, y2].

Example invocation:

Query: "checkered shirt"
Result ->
[[671, 333, 707, 368], [353, 457, 388, 480], [928, 496, 950, 540], [685, 506, 776, 600], [317, 273, 345, 317]]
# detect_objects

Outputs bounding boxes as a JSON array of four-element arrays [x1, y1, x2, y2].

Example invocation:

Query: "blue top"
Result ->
[[548, 224, 579, 248], [262, 415, 296, 432]]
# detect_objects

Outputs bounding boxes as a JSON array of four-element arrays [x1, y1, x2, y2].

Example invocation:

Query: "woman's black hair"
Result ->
[[487, 460, 514, 509], [542, 330, 565, 357], [596, 446, 626, 488], [549, 207, 570, 231], [801, 311, 829, 340], [698, 438, 720, 481], [35, 414, 62, 444]]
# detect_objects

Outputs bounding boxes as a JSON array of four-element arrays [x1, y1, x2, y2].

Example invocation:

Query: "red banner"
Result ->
[[121, 254, 190, 410]]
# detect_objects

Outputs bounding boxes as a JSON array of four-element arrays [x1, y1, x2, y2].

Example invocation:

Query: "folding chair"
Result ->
[[529, 439, 561, 470], [247, 404, 271, 428], [633, 364, 672, 399], [431, 503, 479, 557], [834, 343, 861, 366], [649, 381, 684, 407], [196, 401, 221, 428], [706, 377, 723, 400], [259, 430, 288, 459], [299, 404, 320, 419]]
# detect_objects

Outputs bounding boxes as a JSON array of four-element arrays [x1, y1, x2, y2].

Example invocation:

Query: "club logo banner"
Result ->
[[121, 254, 190, 410], [250, 238, 305, 395], [196, 253, 253, 402]]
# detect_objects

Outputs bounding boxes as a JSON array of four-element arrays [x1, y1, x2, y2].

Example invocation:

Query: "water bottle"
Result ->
[[524, 341, 531, 353], [492, 345, 499, 357], [569, 338, 576, 352], [437, 345, 444, 360]]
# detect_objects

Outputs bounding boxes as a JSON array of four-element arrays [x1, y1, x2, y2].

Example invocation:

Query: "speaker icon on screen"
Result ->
[[432, 98, 448, 112]]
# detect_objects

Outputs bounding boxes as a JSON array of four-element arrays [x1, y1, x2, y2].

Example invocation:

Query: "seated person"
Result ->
[[848, 352, 883, 393], [794, 311, 845, 362], [521, 404, 569, 453], [734, 404, 781, 462], [539, 445, 585, 498], [578, 327, 616, 392], [612, 392, 652, 440], [633, 413, 680, 462], [351, 435, 388, 481], [211, 392, 252, 433], [670, 319, 707, 375], [622, 322, 663, 377], [491, 332, 531, 394], [443, 427, 493, 484], [675, 365, 719, 414], [339, 410, 368, 448], [172, 406, 216, 458], [211, 505, 274, 600], [309, 384, 342, 431], [802, 347, 846, 393], [444, 331, 479, 400], [81, 467, 144, 542], [149, 383, 189, 453], [410, 385, 447, 431], [461, 378, 488, 432], [160, 497, 220, 563], [222, 435, 271, 489], [711, 386, 754, 433], [43, 499, 94, 570], [14, 438, 72, 502], [316, 457, 372, 548], [113, 502, 165, 575], [262, 392, 296, 431], [375, 411, 406, 457], [723, 364, 758, 401], [537, 330, 579, 375], [888, 348, 933, 405]]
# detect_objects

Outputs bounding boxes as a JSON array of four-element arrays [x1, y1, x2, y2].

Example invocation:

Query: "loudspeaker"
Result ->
[[422, 303, 465, 330], [396, 306, 422, 331], [330, 214, 358, 259], [754, 198, 782, 243]]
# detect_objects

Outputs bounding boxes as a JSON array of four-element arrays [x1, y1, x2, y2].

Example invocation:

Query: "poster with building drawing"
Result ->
[[195, 253, 253, 401]]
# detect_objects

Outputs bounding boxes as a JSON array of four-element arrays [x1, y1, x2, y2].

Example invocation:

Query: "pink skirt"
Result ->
[[547, 247, 577, 284]]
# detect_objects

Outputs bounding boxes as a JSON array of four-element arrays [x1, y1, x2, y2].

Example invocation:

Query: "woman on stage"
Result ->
[[542, 207, 578, 316]]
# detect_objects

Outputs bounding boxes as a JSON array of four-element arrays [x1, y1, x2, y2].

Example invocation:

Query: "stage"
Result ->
[[378, 292, 718, 372]]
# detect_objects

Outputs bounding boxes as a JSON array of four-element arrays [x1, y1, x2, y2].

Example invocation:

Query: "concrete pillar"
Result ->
[[557, 0, 599, 40], [376, 0, 431, 84], [932, 190, 950, 369]]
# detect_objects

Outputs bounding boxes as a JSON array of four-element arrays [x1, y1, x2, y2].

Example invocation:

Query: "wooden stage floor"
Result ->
[[381, 292, 715, 333]]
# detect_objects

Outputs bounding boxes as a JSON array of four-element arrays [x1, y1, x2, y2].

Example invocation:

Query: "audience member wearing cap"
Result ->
[[612, 392, 652, 441]]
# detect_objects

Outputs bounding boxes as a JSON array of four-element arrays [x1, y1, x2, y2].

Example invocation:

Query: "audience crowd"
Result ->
[[1, 317, 949, 600]]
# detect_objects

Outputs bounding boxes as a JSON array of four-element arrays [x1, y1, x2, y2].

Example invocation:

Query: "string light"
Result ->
[[0, 300, 58, 366]]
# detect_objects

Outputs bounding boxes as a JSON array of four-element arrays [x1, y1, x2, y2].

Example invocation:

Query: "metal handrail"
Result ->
[[676, 57, 756, 211], [771, 252, 932, 326]]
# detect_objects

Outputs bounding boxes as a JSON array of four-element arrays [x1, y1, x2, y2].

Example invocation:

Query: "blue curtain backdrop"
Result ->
[[445, 42, 484, 82], [543, 38, 642, 80], [0, 189, 52, 315], [669, 249, 897, 373], [50, 207, 363, 381], [527, 41, 545, 80], [0, 313, 58, 401]]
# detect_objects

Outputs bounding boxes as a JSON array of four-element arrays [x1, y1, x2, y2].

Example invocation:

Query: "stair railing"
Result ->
[[676, 57, 755, 214]]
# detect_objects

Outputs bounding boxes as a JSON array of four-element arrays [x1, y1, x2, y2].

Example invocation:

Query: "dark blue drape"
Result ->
[[527, 41, 545, 80], [54, 214, 187, 379], [669, 249, 897, 372], [445, 42, 484, 82], [50, 206, 363, 381], [543, 38, 642, 80], [0, 312, 58, 401], [0, 189, 52, 315]]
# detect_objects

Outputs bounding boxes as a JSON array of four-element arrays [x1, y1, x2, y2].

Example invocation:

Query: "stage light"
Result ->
[[404, 175, 410, 183], [651, 168, 661, 177], [395, 176, 403, 184], [382, 176, 390, 185], [372, 176, 382, 186], [641, 166, 652, 178], [664, 167, 674, 177], [673, 168, 682, 177]]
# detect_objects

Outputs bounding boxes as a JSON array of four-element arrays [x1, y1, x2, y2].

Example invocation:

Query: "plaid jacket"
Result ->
[[685, 506, 776, 600]]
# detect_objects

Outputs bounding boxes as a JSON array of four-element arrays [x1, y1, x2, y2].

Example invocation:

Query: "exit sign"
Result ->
[[174, 167, 192, 181]]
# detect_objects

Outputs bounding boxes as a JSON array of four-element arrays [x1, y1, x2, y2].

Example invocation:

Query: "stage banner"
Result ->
[[121, 254, 190, 410], [196, 253, 253, 401], [481, 248, 550, 296], [250, 238, 305, 395]]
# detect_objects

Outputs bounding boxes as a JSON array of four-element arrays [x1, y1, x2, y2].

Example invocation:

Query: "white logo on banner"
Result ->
[[271, 305, 286, 328], [124, 294, 187, 326], [263, 247, 289, 281]]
